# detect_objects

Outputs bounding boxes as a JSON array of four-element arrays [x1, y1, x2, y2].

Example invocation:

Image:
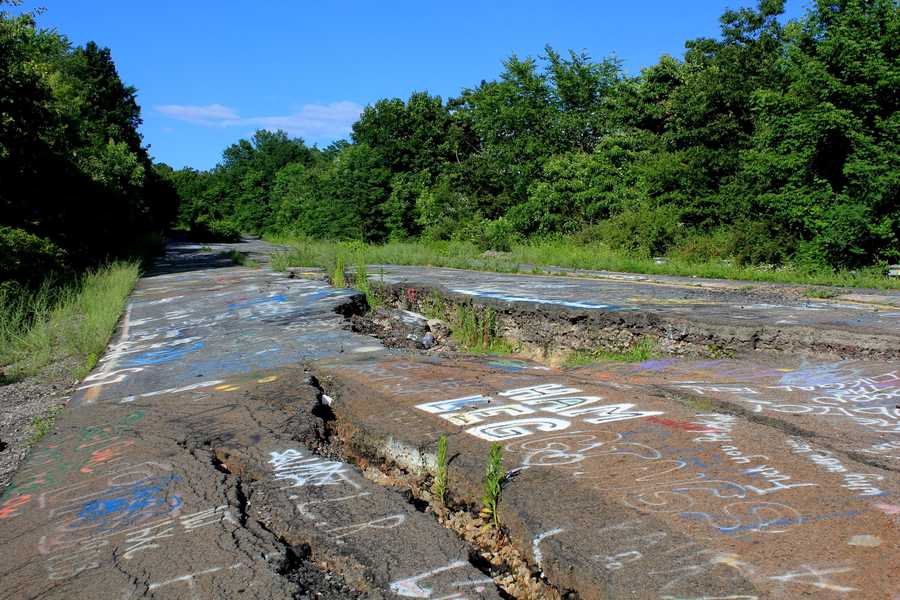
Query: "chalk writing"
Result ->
[[148, 562, 244, 598], [786, 438, 887, 496], [390, 560, 493, 598], [768, 565, 857, 593], [269, 448, 360, 489], [326, 514, 406, 541], [417, 382, 663, 441]]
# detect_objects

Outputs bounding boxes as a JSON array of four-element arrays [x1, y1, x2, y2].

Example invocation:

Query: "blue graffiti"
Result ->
[[228, 294, 287, 310], [123, 341, 204, 366], [680, 509, 863, 535], [778, 360, 861, 387], [76, 474, 182, 532], [629, 358, 677, 372], [487, 359, 528, 372]]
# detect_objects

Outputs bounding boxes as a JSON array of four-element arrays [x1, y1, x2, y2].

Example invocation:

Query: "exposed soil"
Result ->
[[350, 306, 455, 352]]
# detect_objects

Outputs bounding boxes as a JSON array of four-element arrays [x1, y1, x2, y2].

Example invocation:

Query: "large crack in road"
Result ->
[[1, 239, 898, 599]]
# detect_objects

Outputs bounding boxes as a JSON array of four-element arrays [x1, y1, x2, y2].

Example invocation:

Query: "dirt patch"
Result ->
[[349, 306, 454, 352]]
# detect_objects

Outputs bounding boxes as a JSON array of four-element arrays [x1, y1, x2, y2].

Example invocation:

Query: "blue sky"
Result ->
[[24, 1, 806, 170]]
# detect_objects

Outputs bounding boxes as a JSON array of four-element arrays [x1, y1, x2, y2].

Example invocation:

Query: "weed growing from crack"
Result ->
[[706, 343, 736, 359], [433, 434, 448, 505], [30, 405, 64, 444], [563, 337, 658, 366], [355, 262, 380, 309], [424, 290, 446, 319], [805, 287, 839, 299], [332, 255, 346, 287], [452, 304, 515, 354], [481, 442, 505, 527]]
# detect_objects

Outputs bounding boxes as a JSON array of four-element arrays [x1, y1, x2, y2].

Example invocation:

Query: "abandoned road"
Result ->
[[1, 238, 898, 599]]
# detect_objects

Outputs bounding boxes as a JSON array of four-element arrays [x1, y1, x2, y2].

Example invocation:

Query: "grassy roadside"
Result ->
[[0, 261, 140, 383], [266, 235, 900, 290]]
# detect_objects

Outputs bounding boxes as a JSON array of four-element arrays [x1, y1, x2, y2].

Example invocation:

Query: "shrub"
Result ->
[[190, 217, 242, 242], [0, 227, 67, 288], [597, 204, 684, 256], [726, 220, 794, 266]]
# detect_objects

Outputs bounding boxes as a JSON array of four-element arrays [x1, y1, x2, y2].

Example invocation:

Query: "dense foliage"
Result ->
[[0, 3, 177, 286], [169, 1, 898, 269]]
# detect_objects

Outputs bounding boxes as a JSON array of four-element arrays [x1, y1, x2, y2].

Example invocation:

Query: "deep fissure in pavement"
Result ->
[[302, 370, 566, 599]]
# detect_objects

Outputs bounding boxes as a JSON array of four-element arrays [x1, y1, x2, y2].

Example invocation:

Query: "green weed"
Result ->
[[433, 434, 448, 505], [451, 304, 514, 354], [424, 290, 446, 319], [223, 249, 247, 265], [563, 338, 658, 367], [480, 442, 505, 527], [804, 287, 839, 299], [333, 255, 346, 287], [354, 261, 380, 309], [29, 405, 64, 443], [706, 344, 737, 359]]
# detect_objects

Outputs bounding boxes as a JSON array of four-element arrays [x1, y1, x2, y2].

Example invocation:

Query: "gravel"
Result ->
[[0, 358, 79, 493]]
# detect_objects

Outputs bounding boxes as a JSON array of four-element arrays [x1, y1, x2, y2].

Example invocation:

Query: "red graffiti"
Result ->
[[646, 416, 715, 433], [0, 494, 32, 519]]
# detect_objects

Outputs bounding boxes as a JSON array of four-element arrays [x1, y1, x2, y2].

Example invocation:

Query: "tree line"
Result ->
[[0, 3, 177, 289], [165, 0, 898, 270]]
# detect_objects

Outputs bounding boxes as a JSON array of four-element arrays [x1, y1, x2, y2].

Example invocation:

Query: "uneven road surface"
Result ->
[[1, 239, 898, 599]]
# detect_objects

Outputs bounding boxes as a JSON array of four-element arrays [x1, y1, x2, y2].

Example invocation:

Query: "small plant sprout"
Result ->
[[481, 442, 505, 527], [332, 255, 346, 287], [433, 434, 448, 504]]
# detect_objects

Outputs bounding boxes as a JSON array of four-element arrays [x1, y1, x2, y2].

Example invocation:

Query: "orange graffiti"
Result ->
[[0, 494, 32, 519], [80, 440, 134, 474]]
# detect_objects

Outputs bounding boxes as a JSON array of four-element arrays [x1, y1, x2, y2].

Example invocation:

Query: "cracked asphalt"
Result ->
[[1, 238, 898, 599]]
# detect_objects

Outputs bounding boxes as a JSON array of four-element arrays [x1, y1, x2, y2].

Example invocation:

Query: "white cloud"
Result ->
[[155, 101, 363, 141], [156, 103, 241, 126]]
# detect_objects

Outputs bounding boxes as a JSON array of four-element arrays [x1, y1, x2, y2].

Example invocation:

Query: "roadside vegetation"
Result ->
[[164, 1, 897, 286], [0, 262, 139, 383], [268, 236, 900, 289], [1, 6, 171, 388]]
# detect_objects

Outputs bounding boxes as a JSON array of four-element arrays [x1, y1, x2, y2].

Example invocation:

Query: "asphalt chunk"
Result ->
[[309, 353, 900, 600]]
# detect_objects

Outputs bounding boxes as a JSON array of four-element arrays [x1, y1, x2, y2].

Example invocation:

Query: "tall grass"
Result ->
[[449, 304, 514, 354], [265, 234, 900, 290], [0, 262, 140, 382]]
